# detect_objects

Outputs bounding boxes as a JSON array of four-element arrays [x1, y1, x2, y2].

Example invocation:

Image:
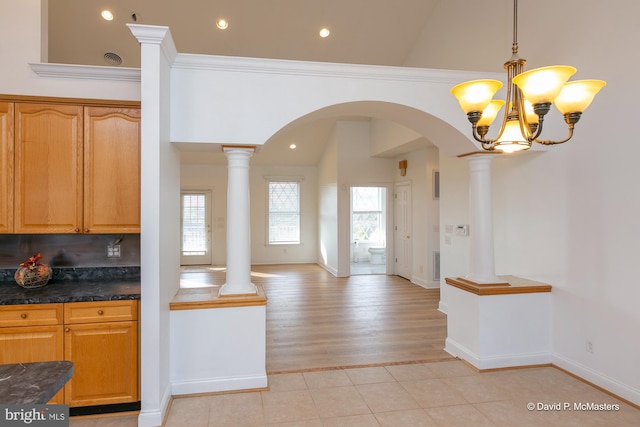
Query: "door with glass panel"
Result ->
[[180, 190, 212, 265]]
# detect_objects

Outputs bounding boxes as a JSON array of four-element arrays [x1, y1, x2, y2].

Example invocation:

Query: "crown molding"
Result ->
[[172, 53, 504, 85], [29, 62, 140, 82]]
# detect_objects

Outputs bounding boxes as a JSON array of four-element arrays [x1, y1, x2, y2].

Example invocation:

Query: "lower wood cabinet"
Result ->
[[63, 301, 138, 407], [0, 300, 138, 407], [0, 304, 65, 403]]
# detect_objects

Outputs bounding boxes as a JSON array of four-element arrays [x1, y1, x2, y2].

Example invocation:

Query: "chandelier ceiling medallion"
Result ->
[[451, 0, 606, 153]]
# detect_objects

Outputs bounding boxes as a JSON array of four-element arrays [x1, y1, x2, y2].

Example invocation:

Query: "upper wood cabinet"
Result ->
[[14, 103, 84, 233], [84, 107, 140, 233], [7, 99, 141, 234], [0, 102, 13, 233]]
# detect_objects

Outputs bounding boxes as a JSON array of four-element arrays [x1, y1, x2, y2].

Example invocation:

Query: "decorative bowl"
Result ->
[[14, 253, 52, 289]]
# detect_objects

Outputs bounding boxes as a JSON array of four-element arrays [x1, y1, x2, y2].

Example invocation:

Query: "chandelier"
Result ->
[[450, 0, 606, 153]]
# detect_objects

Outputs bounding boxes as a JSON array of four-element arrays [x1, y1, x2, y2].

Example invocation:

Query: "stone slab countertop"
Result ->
[[0, 361, 73, 404], [0, 267, 140, 305]]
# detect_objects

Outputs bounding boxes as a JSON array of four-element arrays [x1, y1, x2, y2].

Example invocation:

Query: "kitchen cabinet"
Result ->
[[0, 300, 139, 407], [63, 300, 138, 407], [0, 303, 65, 403], [7, 98, 140, 234], [0, 102, 12, 233], [14, 103, 84, 233], [84, 107, 140, 233]]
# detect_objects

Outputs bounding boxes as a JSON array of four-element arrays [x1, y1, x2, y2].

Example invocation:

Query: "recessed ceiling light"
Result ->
[[289, 144, 297, 149], [319, 28, 330, 38], [216, 18, 229, 30], [101, 10, 114, 21]]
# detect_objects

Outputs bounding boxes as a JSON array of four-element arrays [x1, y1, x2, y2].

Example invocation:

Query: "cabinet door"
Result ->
[[14, 103, 83, 233], [84, 107, 140, 233], [64, 321, 138, 407], [0, 102, 13, 233], [0, 325, 65, 403]]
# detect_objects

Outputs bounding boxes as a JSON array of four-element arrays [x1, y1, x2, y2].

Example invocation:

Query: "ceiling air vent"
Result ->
[[103, 52, 123, 66]]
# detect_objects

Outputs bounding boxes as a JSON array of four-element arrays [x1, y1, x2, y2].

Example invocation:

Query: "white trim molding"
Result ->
[[29, 62, 141, 82]]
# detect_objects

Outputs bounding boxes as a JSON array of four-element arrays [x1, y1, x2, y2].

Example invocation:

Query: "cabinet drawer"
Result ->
[[64, 300, 138, 324], [0, 304, 63, 327]]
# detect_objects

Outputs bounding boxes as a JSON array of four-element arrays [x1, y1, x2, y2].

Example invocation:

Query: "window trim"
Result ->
[[265, 178, 303, 245]]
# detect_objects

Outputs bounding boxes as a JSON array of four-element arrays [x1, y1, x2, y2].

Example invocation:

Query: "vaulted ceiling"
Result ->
[[48, 0, 439, 68], [48, 0, 440, 164]]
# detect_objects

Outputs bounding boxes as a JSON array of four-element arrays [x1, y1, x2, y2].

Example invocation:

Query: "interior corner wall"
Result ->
[[370, 119, 422, 156], [395, 146, 440, 288], [336, 121, 395, 277], [317, 126, 339, 275], [437, 153, 470, 313]]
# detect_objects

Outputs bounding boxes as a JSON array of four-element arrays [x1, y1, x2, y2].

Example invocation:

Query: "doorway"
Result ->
[[350, 186, 387, 275], [180, 190, 212, 265], [394, 181, 412, 279]]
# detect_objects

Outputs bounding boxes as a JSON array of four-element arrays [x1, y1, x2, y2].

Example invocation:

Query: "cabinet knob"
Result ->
[[75, 228, 80, 233], [65, 327, 70, 332], [20, 313, 27, 319], [98, 310, 104, 315], [85, 228, 90, 233]]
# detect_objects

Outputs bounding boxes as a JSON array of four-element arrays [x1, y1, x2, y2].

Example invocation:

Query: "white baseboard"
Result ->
[[445, 337, 551, 370], [318, 262, 338, 276], [410, 275, 440, 289], [171, 374, 268, 396], [438, 300, 448, 314], [552, 352, 640, 406], [137, 383, 172, 427]]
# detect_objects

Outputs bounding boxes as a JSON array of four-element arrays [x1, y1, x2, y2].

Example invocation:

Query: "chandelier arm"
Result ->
[[470, 124, 497, 151], [528, 114, 545, 141], [482, 141, 496, 151], [535, 125, 575, 145]]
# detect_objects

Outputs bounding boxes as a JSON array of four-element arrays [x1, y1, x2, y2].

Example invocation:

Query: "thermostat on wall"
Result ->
[[455, 225, 469, 236]]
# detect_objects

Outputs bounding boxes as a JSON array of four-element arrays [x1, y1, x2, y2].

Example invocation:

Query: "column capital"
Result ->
[[222, 145, 257, 153], [457, 151, 502, 159]]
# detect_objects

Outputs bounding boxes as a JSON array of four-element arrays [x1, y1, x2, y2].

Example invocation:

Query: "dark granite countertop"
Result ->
[[0, 267, 140, 305], [0, 361, 73, 404]]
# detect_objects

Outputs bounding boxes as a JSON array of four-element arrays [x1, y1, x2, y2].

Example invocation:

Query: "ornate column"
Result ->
[[465, 154, 501, 284], [219, 146, 257, 295]]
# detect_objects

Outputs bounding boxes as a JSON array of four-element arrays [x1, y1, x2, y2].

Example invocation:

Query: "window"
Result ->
[[268, 181, 300, 244], [181, 191, 212, 265], [352, 187, 385, 242]]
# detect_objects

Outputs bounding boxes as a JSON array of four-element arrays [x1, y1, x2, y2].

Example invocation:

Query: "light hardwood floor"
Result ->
[[71, 264, 640, 426], [180, 263, 453, 373]]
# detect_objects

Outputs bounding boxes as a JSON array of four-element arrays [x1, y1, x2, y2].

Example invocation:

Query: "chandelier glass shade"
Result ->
[[451, 0, 606, 153]]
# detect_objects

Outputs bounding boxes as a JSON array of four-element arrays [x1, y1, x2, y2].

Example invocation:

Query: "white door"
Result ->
[[180, 190, 212, 265], [394, 182, 412, 279]]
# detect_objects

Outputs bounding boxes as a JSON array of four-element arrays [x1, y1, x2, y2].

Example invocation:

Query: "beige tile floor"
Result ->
[[70, 360, 640, 427]]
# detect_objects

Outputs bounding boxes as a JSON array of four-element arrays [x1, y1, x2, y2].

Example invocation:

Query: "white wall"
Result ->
[[180, 165, 227, 265], [317, 125, 339, 274], [0, 1, 139, 100], [417, 0, 640, 404], [394, 146, 440, 287], [180, 163, 318, 265], [251, 165, 318, 264], [336, 121, 395, 276]]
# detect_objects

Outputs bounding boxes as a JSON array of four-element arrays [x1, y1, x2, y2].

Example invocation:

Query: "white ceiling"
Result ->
[[47, 0, 439, 165]]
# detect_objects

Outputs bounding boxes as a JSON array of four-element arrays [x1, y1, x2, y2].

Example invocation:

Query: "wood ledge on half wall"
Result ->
[[445, 276, 552, 296], [170, 284, 267, 310]]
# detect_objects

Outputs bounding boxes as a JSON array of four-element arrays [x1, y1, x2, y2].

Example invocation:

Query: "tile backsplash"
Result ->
[[0, 234, 140, 268]]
